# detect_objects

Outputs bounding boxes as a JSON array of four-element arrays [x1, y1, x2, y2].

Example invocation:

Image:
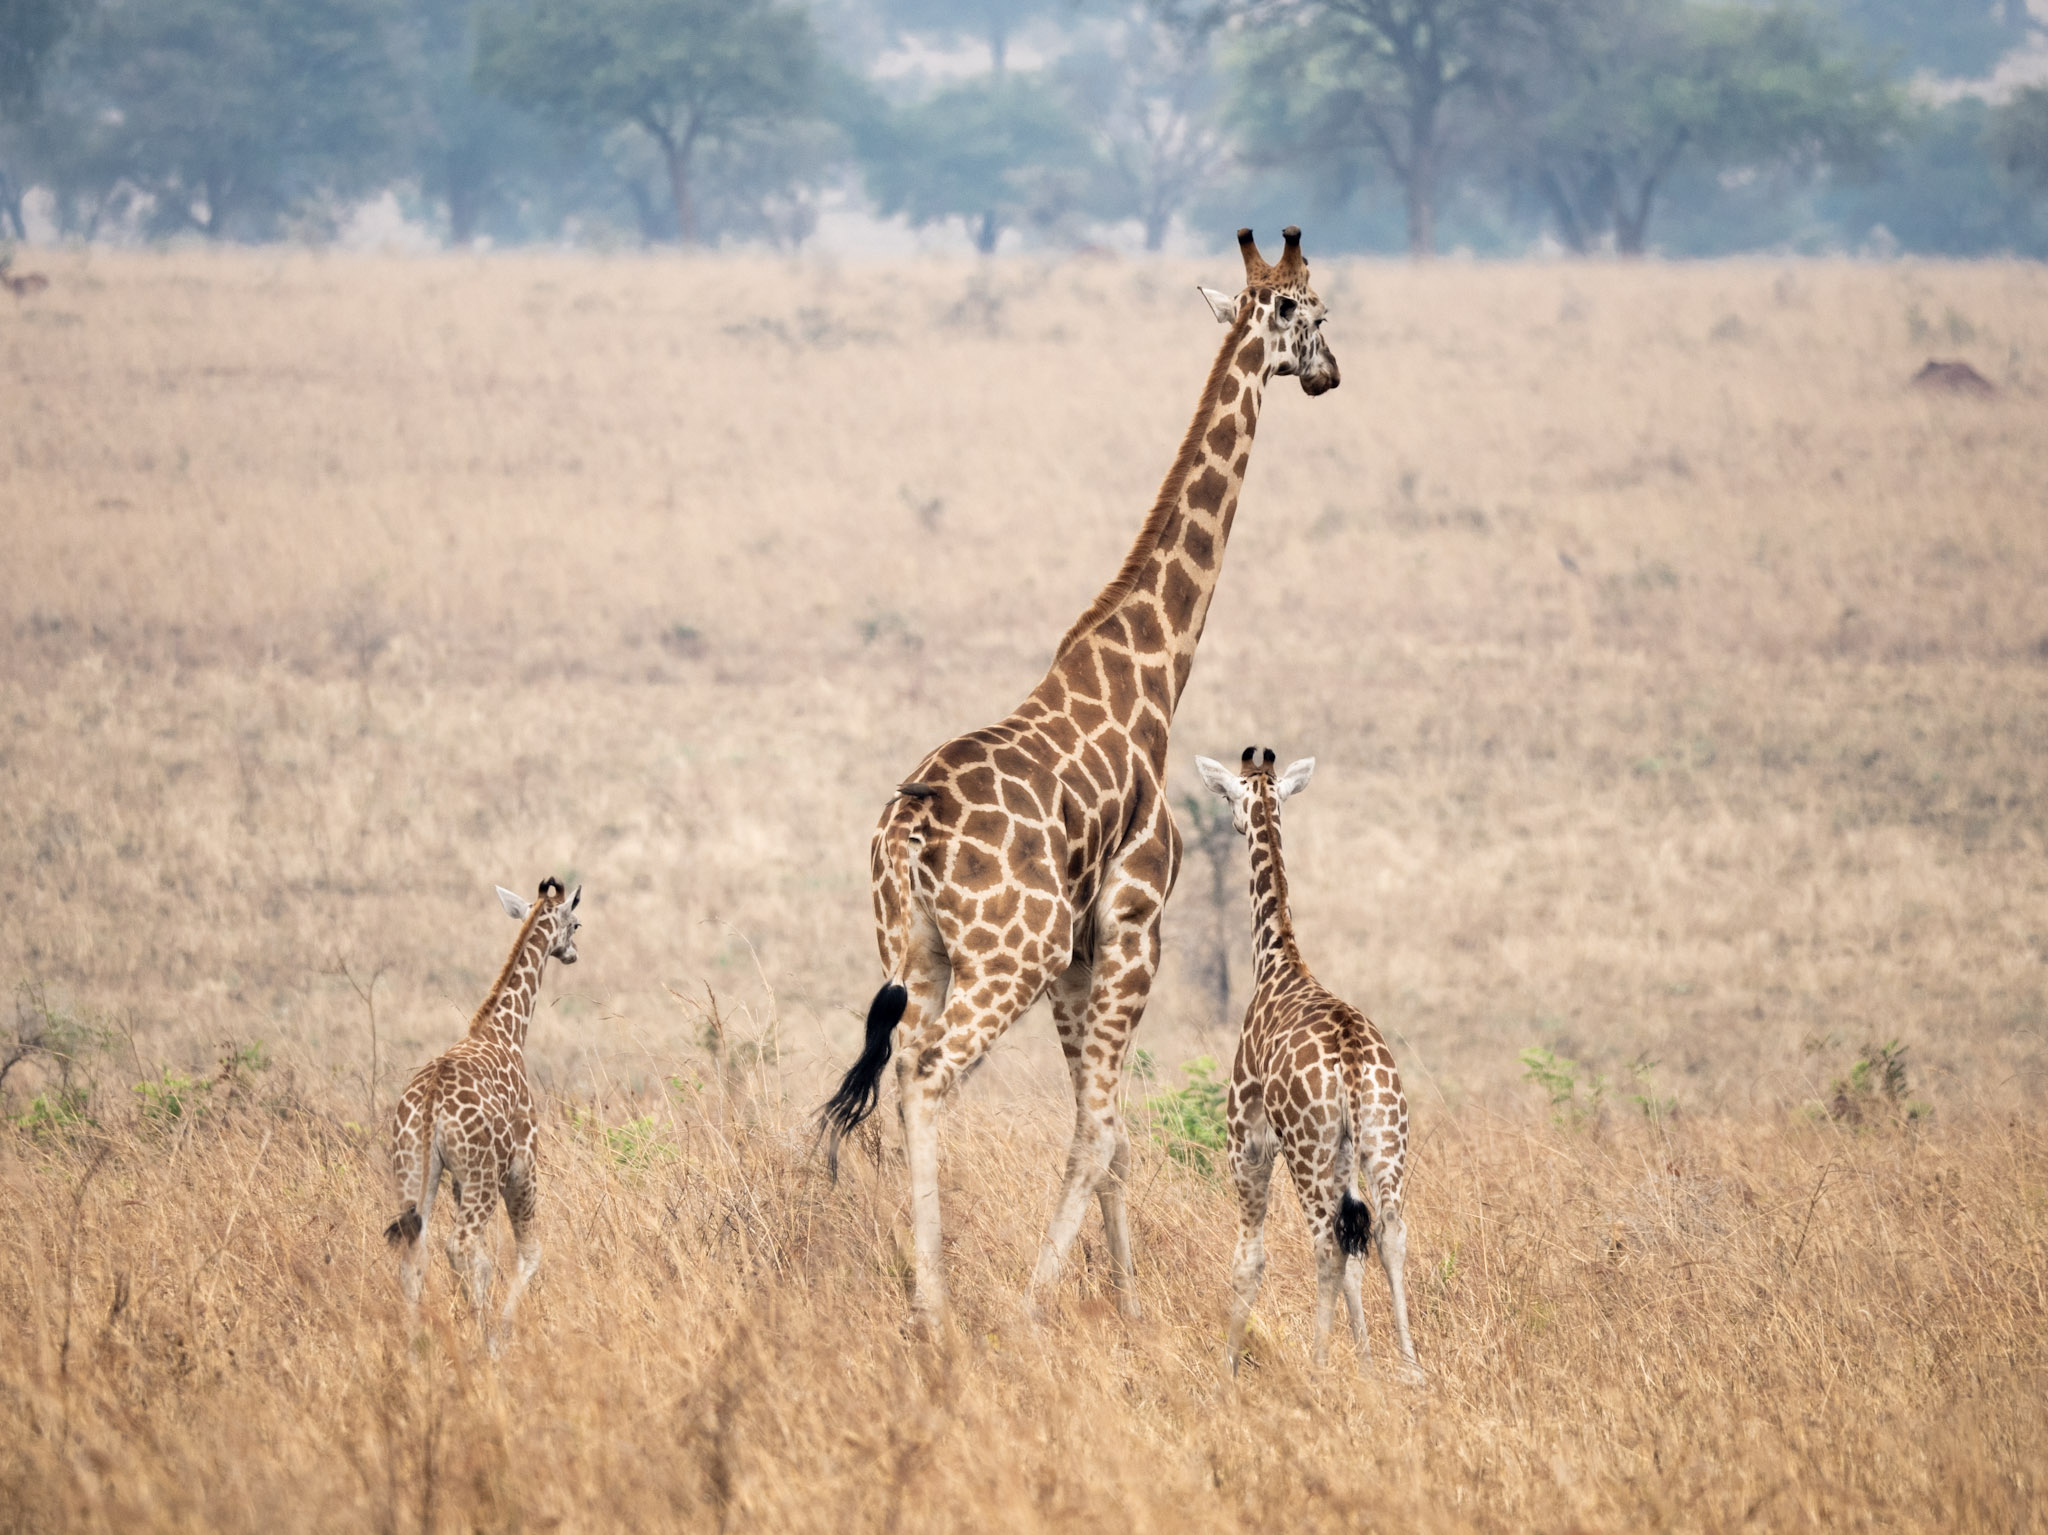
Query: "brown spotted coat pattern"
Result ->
[[861, 229, 1342, 1324], [386, 879, 580, 1348], [1211, 749, 1417, 1375]]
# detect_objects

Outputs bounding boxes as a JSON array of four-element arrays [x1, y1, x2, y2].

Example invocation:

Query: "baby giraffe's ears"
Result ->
[[1275, 757, 1317, 802], [1194, 755, 1247, 801], [1197, 286, 1238, 325], [568, 884, 582, 911], [497, 885, 531, 920]]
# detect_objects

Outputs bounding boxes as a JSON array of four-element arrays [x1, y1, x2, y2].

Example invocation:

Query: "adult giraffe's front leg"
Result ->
[[1030, 822, 1178, 1317]]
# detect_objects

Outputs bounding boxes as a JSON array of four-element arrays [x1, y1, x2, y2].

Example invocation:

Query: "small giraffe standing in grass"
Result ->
[[385, 877, 581, 1349], [1194, 749, 1417, 1376]]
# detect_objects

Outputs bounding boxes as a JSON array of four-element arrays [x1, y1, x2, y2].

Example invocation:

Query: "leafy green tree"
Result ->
[[859, 71, 1092, 252], [1988, 84, 2048, 195], [1231, 0, 1529, 256], [39, 0, 406, 239], [475, 0, 820, 244], [1516, 0, 1900, 254]]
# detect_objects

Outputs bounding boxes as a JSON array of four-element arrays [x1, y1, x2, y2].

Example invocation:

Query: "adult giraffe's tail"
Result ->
[[818, 787, 926, 1172]]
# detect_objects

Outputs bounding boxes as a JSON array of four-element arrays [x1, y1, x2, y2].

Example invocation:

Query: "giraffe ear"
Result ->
[[496, 885, 531, 920], [1197, 286, 1237, 325], [1275, 758, 1317, 802], [568, 884, 582, 911], [1194, 755, 1246, 801]]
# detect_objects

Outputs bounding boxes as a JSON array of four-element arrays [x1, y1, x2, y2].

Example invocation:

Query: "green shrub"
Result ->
[[132, 1067, 212, 1129], [1143, 1056, 1229, 1177]]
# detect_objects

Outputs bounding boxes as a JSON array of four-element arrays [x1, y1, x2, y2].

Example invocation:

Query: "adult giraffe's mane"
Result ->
[[1053, 305, 1256, 661]]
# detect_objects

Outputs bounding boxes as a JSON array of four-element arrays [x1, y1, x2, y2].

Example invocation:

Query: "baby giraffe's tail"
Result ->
[[384, 1097, 435, 1246], [384, 1205, 423, 1246], [1336, 1188, 1373, 1257], [1334, 1054, 1376, 1257]]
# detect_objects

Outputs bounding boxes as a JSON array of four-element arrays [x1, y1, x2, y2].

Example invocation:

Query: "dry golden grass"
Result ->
[[3, 249, 2047, 1530]]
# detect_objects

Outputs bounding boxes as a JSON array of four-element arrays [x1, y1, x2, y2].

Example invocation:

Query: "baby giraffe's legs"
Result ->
[[495, 1150, 542, 1351], [1225, 1094, 1277, 1376], [1364, 1137, 1420, 1376], [397, 1139, 441, 1324], [443, 1178, 499, 1341], [1310, 1227, 1347, 1368], [1342, 1245, 1371, 1368], [1378, 1200, 1419, 1374]]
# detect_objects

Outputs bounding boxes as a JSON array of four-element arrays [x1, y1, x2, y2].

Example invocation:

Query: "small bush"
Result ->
[[132, 1067, 212, 1130], [1828, 1040, 1929, 1126], [14, 1084, 95, 1140], [1143, 1056, 1229, 1177], [1520, 1045, 1607, 1130]]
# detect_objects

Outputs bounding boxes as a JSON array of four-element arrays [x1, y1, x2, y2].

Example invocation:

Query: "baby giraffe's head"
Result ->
[[1194, 745, 1317, 836], [496, 876, 583, 965], [1196, 227, 1340, 397]]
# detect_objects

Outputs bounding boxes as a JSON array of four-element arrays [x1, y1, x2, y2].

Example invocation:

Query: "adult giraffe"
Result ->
[[822, 227, 1340, 1326]]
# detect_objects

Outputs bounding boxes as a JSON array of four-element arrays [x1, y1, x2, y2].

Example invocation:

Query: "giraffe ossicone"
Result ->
[[818, 227, 1341, 1327], [385, 876, 582, 1353], [1193, 747, 1419, 1378]]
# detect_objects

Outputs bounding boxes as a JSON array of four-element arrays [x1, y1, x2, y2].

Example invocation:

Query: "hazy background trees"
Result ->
[[2, 0, 2044, 256]]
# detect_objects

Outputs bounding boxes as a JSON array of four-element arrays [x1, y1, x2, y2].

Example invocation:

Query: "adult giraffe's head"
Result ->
[[1194, 746, 1317, 836], [1197, 227, 1340, 396], [495, 876, 583, 965]]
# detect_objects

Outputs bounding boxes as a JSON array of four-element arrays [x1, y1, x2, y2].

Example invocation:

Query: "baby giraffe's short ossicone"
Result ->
[[385, 877, 582, 1353], [1193, 748, 1418, 1378]]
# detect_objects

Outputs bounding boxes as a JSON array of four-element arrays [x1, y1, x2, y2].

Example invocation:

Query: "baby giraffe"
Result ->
[[385, 877, 581, 1350], [1194, 748, 1417, 1377]]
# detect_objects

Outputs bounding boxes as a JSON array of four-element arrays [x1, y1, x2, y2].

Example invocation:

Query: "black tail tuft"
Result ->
[[818, 982, 908, 1175], [1336, 1192, 1373, 1256], [384, 1205, 423, 1247]]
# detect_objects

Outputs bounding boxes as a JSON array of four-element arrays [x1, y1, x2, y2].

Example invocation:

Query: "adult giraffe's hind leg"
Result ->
[[1030, 875, 1166, 1319], [898, 957, 1045, 1329]]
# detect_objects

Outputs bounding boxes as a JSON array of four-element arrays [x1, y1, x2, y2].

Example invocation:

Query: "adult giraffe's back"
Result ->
[[822, 228, 1342, 1325]]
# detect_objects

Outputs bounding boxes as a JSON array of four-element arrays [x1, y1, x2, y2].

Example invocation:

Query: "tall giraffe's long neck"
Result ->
[[1245, 790, 1303, 984], [1052, 316, 1269, 711], [469, 915, 551, 1050]]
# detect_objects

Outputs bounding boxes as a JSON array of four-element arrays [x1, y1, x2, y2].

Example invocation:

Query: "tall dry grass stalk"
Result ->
[[2, 250, 2046, 1528]]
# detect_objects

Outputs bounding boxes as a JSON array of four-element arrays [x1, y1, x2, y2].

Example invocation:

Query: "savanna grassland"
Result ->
[[2, 249, 2046, 1532]]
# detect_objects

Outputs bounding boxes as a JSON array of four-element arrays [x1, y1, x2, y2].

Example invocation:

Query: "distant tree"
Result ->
[[0, 0, 87, 236], [1061, 0, 1231, 250], [1232, 0, 1530, 256], [1988, 84, 2048, 195], [1817, 95, 2048, 257], [859, 71, 1093, 251], [397, 0, 557, 244], [0, 0, 83, 115], [41, 0, 405, 240], [475, 0, 821, 245], [1822, 0, 2036, 81], [882, 0, 1068, 73], [1514, 0, 1900, 254]]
